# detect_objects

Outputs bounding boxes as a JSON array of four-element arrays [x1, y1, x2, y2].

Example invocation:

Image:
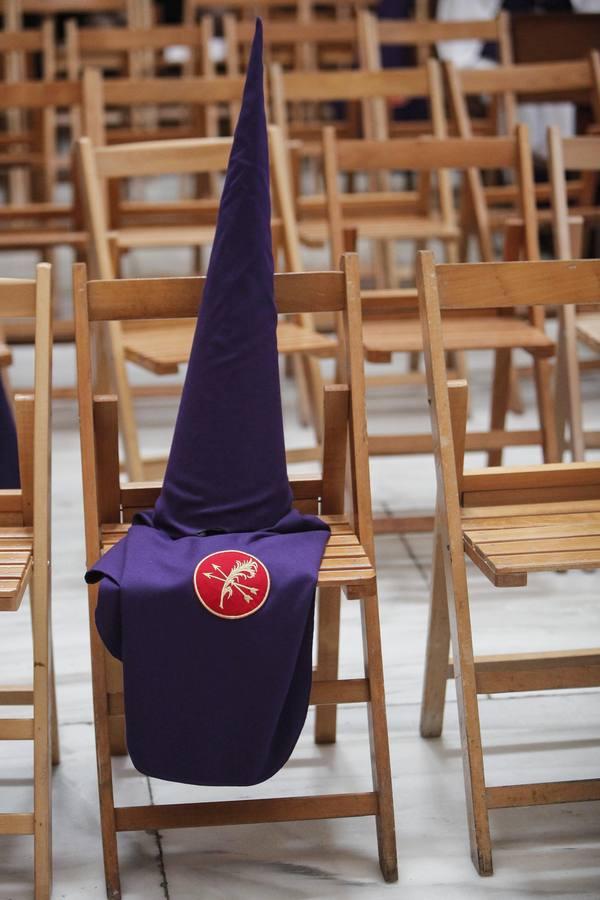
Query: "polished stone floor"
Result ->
[[0, 246, 599, 899]]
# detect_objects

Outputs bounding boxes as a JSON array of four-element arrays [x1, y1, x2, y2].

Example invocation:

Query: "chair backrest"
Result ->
[[359, 9, 513, 68], [0, 264, 51, 564], [221, 13, 360, 76], [270, 58, 446, 146], [322, 126, 539, 270], [0, 79, 82, 114], [81, 65, 248, 147], [64, 19, 209, 81], [76, 123, 302, 279], [74, 253, 376, 561], [0, 20, 55, 80], [0, 79, 83, 201], [548, 127, 600, 259], [417, 250, 600, 513], [20, 0, 135, 16], [446, 51, 600, 138], [1, 0, 21, 31], [185, 0, 371, 24]]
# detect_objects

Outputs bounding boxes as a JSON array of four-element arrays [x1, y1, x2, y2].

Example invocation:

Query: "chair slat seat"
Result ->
[[0, 523, 34, 613], [462, 500, 600, 587], [100, 515, 375, 590], [121, 319, 338, 375], [362, 316, 554, 362]]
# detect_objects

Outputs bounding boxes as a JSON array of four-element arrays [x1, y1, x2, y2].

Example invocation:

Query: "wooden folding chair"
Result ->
[[270, 58, 446, 166], [271, 58, 448, 290], [65, 19, 209, 78], [74, 253, 398, 898], [76, 124, 335, 480], [64, 19, 212, 140], [0, 263, 58, 899], [549, 128, 600, 461], [418, 251, 600, 876], [81, 62, 247, 155], [0, 21, 58, 205], [0, 79, 86, 271], [323, 128, 558, 532], [446, 51, 600, 253], [221, 14, 360, 78], [358, 9, 515, 137], [322, 126, 460, 273]]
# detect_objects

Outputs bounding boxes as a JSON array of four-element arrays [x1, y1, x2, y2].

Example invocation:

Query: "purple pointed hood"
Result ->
[[152, 19, 292, 537], [86, 21, 331, 788]]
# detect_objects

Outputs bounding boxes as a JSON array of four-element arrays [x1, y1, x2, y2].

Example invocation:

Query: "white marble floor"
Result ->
[[1, 249, 599, 899]]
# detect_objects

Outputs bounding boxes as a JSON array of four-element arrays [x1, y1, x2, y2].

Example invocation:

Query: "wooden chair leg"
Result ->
[[302, 354, 325, 444], [458, 191, 472, 263], [290, 352, 312, 429], [408, 351, 420, 372], [372, 239, 390, 290], [50, 638, 60, 767], [446, 350, 469, 389], [555, 305, 585, 461], [360, 588, 398, 883], [420, 521, 450, 738], [533, 355, 559, 463], [108, 321, 145, 482], [314, 586, 341, 744], [105, 647, 127, 756], [439, 528, 493, 875], [88, 585, 122, 900], [30, 579, 52, 900], [383, 238, 398, 288], [555, 321, 569, 460], [487, 348, 511, 467], [507, 365, 524, 415], [92, 322, 113, 395], [458, 229, 470, 264]]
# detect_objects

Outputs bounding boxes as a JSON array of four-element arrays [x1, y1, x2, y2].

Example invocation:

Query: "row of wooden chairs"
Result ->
[[2, 143, 599, 897], [2, 43, 598, 236], [4, 245, 599, 898], [73, 251, 600, 895], [2, 55, 599, 480], [1, 7, 598, 899]]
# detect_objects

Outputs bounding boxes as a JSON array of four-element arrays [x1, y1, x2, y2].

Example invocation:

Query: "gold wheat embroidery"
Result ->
[[203, 558, 260, 608]]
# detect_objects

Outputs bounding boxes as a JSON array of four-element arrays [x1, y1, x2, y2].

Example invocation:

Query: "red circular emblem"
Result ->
[[193, 550, 270, 620]]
